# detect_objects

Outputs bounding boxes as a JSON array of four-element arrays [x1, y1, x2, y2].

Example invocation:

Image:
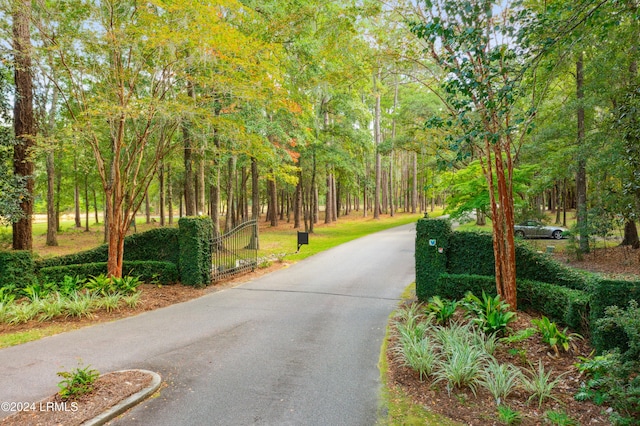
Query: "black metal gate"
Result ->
[[211, 220, 259, 282]]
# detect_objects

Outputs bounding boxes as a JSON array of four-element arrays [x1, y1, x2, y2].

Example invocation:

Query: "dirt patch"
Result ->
[[552, 245, 640, 278], [0, 370, 152, 426]]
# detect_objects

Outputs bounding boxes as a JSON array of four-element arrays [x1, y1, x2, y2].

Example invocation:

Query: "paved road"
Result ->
[[0, 223, 416, 425]]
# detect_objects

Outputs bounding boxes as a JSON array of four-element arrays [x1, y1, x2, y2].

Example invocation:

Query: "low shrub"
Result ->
[[436, 274, 590, 335], [38, 261, 178, 285], [590, 279, 640, 354], [0, 251, 35, 289], [36, 227, 180, 269]]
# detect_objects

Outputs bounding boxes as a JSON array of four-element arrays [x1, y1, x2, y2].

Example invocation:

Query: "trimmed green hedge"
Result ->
[[38, 261, 179, 285], [415, 218, 452, 301], [0, 250, 35, 289], [518, 279, 590, 335], [436, 273, 590, 334], [447, 231, 589, 290], [36, 227, 180, 269], [178, 217, 213, 287], [590, 279, 640, 354]]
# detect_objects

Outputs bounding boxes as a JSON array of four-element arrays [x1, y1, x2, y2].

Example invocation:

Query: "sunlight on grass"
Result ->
[[261, 212, 434, 262], [0, 324, 83, 349]]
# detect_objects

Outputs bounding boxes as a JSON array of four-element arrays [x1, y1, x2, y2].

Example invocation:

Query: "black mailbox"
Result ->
[[297, 231, 309, 252]]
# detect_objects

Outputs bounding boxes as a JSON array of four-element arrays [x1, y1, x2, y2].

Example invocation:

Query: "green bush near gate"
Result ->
[[415, 218, 451, 301], [38, 261, 178, 285], [36, 227, 180, 269], [0, 251, 35, 289], [178, 217, 213, 287]]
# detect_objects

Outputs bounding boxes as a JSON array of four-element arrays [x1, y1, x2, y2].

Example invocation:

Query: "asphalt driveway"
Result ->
[[0, 223, 416, 425]]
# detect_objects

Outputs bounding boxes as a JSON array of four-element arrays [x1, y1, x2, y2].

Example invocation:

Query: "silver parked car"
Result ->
[[514, 220, 567, 239]]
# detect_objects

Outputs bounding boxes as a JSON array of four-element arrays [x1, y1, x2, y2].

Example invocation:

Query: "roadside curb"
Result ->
[[83, 369, 161, 426]]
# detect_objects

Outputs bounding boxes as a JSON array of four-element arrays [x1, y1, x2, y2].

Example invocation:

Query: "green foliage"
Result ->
[[521, 361, 566, 408], [435, 274, 590, 335], [596, 300, 640, 364], [36, 227, 180, 269], [462, 291, 516, 336], [39, 261, 178, 285], [544, 410, 578, 426], [574, 350, 640, 425], [426, 295, 458, 325], [0, 251, 36, 289], [590, 280, 640, 354], [531, 316, 582, 355], [446, 232, 589, 290], [496, 405, 522, 425], [479, 360, 522, 404], [432, 331, 488, 396], [500, 328, 537, 345], [415, 218, 451, 301], [517, 279, 590, 335], [178, 217, 213, 287], [64, 292, 97, 319], [85, 274, 140, 296], [57, 364, 100, 400], [436, 273, 496, 301]]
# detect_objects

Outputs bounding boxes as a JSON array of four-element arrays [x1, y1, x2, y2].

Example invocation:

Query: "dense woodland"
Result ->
[[0, 0, 639, 279]]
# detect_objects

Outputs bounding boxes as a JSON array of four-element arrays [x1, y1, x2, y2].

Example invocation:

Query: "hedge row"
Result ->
[[38, 261, 179, 285], [36, 227, 180, 269], [0, 251, 35, 289], [415, 218, 638, 354], [178, 217, 213, 287], [447, 231, 589, 290], [415, 218, 451, 301], [435, 274, 590, 335]]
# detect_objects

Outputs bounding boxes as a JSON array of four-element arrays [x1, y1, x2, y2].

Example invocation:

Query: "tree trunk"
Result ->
[[74, 157, 82, 228], [45, 150, 58, 246], [373, 69, 382, 219], [251, 157, 259, 221], [84, 174, 89, 231], [167, 164, 174, 225], [182, 82, 197, 217], [159, 162, 165, 226], [268, 177, 278, 227], [620, 220, 640, 249], [225, 155, 236, 232], [11, 0, 34, 251], [294, 169, 302, 229], [576, 54, 590, 254], [145, 191, 150, 224], [412, 151, 418, 213]]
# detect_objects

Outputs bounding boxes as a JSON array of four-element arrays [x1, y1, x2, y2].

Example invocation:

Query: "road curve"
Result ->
[[0, 223, 416, 425]]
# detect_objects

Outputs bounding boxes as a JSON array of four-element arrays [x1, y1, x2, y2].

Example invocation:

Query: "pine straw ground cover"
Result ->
[[385, 302, 612, 426]]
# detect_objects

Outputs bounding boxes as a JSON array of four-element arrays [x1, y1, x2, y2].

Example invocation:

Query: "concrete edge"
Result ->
[[82, 369, 161, 426]]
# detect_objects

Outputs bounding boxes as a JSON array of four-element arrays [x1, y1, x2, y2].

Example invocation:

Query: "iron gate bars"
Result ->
[[211, 220, 258, 282]]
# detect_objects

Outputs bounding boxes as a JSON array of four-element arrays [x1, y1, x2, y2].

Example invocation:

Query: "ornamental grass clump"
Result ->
[[432, 339, 488, 396], [521, 360, 567, 408], [479, 359, 522, 404]]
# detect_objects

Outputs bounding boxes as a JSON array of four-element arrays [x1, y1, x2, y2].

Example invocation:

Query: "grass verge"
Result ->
[[377, 283, 461, 426], [0, 324, 84, 349]]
